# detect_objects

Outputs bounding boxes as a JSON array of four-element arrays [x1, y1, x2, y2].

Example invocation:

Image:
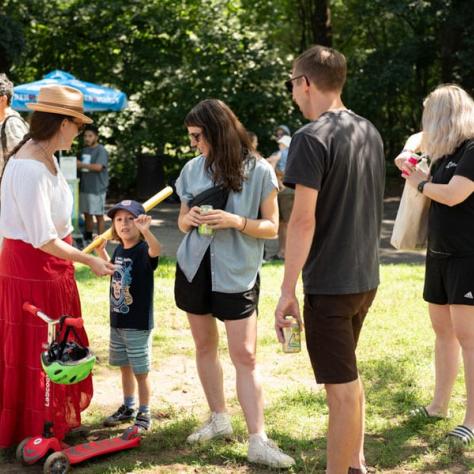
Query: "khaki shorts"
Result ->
[[278, 188, 295, 222], [79, 192, 106, 215]]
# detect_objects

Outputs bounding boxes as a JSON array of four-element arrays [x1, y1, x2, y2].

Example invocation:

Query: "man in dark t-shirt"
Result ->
[[275, 45, 385, 474]]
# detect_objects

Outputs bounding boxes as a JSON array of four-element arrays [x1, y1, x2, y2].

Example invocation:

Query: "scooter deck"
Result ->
[[64, 434, 140, 464]]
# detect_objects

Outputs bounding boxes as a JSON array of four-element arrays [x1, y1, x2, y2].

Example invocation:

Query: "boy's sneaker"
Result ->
[[186, 412, 233, 444], [248, 435, 295, 468], [103, 404, 136, 427], [134, 412, 152, 431]]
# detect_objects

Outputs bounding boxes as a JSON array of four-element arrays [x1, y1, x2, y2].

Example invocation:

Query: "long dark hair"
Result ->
[[185, 99, 255, 192], [6, 111, 72, 163]]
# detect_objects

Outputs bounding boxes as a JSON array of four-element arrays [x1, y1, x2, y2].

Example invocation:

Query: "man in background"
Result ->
[[77, 124, 109, 242], [0, 73, 29, 178]]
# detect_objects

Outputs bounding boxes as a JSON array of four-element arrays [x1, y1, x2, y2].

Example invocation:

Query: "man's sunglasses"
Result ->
[[285, 74, 309, 93]]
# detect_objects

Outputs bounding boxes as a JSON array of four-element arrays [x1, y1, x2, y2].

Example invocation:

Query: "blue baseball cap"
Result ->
[[107, 200, 145, 219]]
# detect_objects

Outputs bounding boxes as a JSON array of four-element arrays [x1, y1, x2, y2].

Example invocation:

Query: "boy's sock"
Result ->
[[124, 396, 136, 410], [138, 404, 150, 415]]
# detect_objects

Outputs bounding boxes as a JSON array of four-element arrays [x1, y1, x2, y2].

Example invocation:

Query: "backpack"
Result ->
[[1, 114, 29, 156]]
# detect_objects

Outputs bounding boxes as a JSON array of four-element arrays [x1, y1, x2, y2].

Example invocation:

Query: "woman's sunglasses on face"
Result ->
[[68, 118, 85, 133], [189, 132, 202, 143]]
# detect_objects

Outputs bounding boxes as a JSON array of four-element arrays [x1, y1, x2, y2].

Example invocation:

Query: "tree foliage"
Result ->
[[2, 0, 474, 190]]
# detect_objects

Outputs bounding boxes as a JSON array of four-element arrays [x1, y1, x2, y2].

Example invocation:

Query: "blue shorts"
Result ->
[[109, 327, 152, 374]]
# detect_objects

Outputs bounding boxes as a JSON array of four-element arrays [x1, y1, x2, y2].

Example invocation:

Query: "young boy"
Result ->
[[96, 200, 160, 431]]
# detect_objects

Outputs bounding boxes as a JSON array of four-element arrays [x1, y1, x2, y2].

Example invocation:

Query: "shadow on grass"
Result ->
[[360, 357, 474, 472]]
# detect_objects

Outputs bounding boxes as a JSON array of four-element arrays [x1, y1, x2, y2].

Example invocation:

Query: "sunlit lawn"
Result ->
[[2, 261, 473, 473]]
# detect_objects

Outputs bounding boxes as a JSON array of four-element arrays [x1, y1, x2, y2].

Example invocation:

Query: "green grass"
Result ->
[[2, 261, 474, 472]]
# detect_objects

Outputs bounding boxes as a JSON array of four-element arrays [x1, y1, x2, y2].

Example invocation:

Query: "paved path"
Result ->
[[103, 197, 425, 264]]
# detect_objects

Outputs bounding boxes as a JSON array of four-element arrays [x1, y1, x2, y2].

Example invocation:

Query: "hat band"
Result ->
[[37, 100, 84, 113]]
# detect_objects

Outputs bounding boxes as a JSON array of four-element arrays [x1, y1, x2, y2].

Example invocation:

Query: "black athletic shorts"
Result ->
[[424, 251, 474, 305], [303, 289, 377, 384], [174, 248, 260, 321]]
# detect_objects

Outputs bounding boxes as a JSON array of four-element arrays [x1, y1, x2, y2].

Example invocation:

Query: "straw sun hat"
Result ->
[[27, 85, 93, 123]]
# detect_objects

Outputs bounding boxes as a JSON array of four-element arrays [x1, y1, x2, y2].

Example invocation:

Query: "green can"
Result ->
[[282, 316, 301, 353], [198, 205, 214, 236]]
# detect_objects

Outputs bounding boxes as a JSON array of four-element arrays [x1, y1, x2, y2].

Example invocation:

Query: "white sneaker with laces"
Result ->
[[186, 412, 233, 444], [247, 434, 295, 468]]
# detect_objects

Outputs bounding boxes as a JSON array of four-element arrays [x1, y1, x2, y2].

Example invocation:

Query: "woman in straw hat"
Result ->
[[0, 85, 115, 448]]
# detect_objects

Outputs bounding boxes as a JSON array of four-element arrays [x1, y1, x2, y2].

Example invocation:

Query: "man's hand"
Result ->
[[274, 292, 303, 343]]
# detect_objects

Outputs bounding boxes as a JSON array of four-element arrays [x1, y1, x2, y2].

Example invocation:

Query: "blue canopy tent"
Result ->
[[12, 70, 127, 112], [11, 70, 127, 246]]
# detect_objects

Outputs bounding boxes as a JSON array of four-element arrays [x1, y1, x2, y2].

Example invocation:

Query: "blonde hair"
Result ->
[[421, 84, 474, 161]]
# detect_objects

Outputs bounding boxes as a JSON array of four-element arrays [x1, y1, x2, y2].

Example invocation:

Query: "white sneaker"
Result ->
[[186, 412, 233, 444], [248, 435, 295, 468]]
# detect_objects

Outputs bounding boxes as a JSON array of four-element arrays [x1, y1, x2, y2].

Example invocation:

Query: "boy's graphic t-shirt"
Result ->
[[110, 240, 159, 330]]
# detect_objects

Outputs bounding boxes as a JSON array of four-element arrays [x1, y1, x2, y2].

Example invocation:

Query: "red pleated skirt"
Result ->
[[0, 237, 93, 448]]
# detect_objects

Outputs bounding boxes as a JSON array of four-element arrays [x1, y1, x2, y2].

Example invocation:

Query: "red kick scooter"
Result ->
[[16, 303, 141, 474]]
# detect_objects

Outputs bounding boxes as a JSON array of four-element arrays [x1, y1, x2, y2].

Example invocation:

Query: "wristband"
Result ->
[[417, 180, 429, 194], [240, 217, 247, 232]]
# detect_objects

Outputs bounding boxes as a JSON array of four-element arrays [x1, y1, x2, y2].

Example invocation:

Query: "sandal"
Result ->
[[447, 425, 474, 446], [409, 406, 446, 420]]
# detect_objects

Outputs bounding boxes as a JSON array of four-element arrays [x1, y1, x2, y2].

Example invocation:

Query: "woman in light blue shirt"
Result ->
[[174, 99, 295, 469]]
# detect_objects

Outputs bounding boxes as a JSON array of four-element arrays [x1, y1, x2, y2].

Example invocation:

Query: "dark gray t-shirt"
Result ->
[[79, 144, 109, 194], [284, 110, 385, 295]]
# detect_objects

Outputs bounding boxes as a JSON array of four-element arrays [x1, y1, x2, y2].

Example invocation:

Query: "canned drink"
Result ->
[[198, 205, 214, 236], [282, 316, 301, 353]]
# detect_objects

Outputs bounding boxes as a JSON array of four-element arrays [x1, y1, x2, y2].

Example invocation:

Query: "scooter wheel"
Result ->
[[15, 437, 32, 465], [43, 451, 70, 474]]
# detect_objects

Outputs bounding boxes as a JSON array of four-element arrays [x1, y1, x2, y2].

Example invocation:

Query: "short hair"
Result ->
[[84, 124, 99, 135], [421, 84, 474, 161], [0, 73, 14, 105], [294, 45, 347, 92]]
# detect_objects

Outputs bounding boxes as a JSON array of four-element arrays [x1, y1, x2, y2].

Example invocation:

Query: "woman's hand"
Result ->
[[394, 150, 414, 171], [200, 209, 242, 230], [182, 206, 203, 228], [403, 166, 430, 189], [88, 256, 116, 276]]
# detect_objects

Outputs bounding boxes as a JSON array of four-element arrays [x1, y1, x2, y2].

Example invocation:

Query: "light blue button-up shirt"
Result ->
[[176, 155, 278, 293]]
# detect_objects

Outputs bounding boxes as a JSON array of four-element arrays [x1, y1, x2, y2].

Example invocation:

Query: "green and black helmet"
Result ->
[[41, 340, 96, 385]]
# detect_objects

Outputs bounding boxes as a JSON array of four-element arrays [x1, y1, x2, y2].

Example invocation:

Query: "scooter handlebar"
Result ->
[[63, 317, 84, 329], [23, 303, 83, 328], [22, 302, 39, 315]]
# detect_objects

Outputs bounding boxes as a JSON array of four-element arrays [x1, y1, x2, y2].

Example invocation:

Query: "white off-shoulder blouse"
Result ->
[[0, 157, 73, 248]]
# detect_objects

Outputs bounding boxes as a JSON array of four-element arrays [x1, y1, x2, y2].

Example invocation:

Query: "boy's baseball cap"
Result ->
[[107, 200, 145, 219]]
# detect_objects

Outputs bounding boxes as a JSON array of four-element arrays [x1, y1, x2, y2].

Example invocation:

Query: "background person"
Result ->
[[0, 73, 29, 178], [174, 99, 295, 468], [396, 84, 474, 446], [77, 124, 109, 243], [267, 134, 294, 260], [0, 85, 115, 448], [275, 45, 384, 474]]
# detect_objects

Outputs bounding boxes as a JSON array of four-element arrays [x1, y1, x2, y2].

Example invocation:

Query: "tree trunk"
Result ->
[[298, 0, 332, 52]]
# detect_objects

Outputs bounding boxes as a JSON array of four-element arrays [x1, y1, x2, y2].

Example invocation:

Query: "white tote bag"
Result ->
[[391, 159, 431, 250]]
